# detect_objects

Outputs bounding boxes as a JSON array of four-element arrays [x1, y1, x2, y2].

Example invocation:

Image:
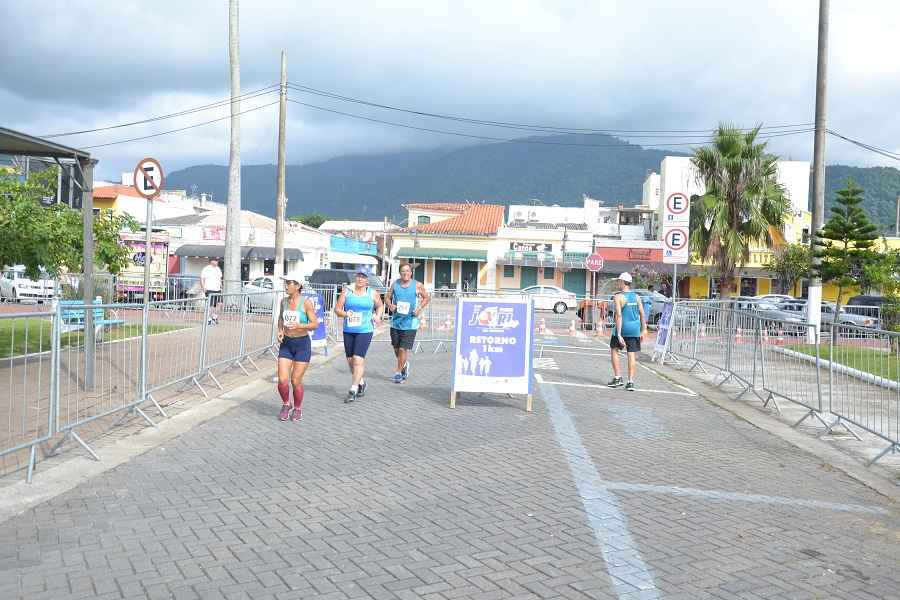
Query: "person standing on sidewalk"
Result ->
[[607, 272, 647, 392], [200, 258, 223, 324], [385, 263, 430, 383], [276, 273, 318, 421], [335, 270, 384, 402]]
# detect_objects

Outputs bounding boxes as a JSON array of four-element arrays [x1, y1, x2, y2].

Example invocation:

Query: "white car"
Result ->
[[520, 285, 577, 314], [0, 267, 55, 303], [242, 276, 278, 311], [754, 294, 795, 303]]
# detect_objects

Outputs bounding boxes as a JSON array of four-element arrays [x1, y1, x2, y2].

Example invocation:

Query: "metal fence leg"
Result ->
[[26, 445, 37, 484], [69, 430, 100, 461]]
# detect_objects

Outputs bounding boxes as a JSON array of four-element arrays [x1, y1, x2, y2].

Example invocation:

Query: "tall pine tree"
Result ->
[[814, 179, 880, 323]]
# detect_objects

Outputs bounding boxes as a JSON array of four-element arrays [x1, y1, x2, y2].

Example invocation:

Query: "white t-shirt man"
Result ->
[[200, 263, 223, 293]]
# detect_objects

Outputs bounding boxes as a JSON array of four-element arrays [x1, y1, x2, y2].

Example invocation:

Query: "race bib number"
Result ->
[[347, 311, 363, 328], [396, 301, 411, 315], [283, 310, 299, 326]]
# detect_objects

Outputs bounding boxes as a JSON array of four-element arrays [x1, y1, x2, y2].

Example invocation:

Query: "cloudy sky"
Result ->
[[2, 0, 898, 181]]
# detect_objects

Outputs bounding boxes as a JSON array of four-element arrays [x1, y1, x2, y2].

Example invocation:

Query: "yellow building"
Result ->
[[390, 203, 506, 292]]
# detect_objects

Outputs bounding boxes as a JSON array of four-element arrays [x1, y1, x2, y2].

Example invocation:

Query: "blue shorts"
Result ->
[[278, 335, 311, 362], [343, 331, 373, 358]]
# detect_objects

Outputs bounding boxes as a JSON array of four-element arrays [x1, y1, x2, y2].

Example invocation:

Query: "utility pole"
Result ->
[[807, 0, 828, 339], [225, 0, 242, 294], [895, 195, 899, 237], [274, 50, 287, 279]]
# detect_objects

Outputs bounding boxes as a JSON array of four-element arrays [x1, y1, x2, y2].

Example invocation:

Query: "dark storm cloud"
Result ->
[[1, 0, 898, 177]]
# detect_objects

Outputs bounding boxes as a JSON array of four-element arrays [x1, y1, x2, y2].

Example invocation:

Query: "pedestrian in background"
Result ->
[[335, 270, 384, 402], [276, 273, 318, 421], [200, 258, 223, 324]]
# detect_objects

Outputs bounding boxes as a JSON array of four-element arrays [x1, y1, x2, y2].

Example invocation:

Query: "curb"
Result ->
[[641, 359, 900, 506]]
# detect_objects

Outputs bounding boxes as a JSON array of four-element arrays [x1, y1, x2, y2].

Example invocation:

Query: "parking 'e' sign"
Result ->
[[665, 192, 690, 223], [132, 157, 164, 200]]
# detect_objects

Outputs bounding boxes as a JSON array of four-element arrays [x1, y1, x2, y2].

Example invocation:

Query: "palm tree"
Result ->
[[690, 125, 791, 298]]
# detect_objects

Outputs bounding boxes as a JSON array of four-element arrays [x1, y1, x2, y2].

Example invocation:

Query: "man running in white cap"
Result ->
[[607, 272, 646, 391]]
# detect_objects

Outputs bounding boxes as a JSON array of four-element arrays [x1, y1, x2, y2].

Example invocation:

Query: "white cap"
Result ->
[[280, 271, 306, 286], [618, 272, 633, 283]]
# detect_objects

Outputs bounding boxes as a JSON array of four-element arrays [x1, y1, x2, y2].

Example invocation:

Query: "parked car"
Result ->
[[846, 295, 889, 319], [777, 299, 880, 329], [242, 276, 278, 311], [754, 294, 795, 304], [632, 289, 667, 324], [0, 267, 55, 303], [520, 285, 577, 314], [733, 297, 804, 327]]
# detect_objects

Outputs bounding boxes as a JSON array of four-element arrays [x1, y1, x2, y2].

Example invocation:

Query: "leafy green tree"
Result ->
[[813, 179, 880, 322], [0, 166, 136, 278], [690, 125, 791, 298], [288, 213, 328, 228], [765, 243, 811, 296]]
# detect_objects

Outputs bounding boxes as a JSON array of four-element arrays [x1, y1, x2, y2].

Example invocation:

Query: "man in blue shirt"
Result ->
[[385, 263, 431, 383], [608, 272, 647, 392]]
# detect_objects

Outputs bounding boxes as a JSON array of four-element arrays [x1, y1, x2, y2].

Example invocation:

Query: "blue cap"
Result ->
[[355, 270, 369, 277]]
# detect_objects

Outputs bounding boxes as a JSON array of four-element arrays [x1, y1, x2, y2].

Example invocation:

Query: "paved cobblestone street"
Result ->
[[2, 341, 899, 599]]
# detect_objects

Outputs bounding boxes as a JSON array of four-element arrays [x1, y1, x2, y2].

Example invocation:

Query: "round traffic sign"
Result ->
[[664, 228, 689, 250], [666, 192, 689, 214], [585, 253, 605, 272], [133, 157, 164, 200]]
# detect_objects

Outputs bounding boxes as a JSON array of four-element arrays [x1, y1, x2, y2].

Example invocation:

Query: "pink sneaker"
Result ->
[[278, 404, 291, 421], [291, 408, 302, 422]]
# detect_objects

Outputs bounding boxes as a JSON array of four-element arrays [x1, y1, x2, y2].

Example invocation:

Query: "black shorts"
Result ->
[[343, 332, 373, 358], [611, 336, 641, 353], [390, 327, 417, 350], [278, 335, 311, 362], [205, 290, 220, 307]]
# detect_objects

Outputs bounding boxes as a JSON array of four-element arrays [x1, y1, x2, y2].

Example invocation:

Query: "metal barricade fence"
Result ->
[[825, 324, 900, 463], [243, 291, 279, 359], [759, 321, 824, 421], [305, 283, 340, 344], [0, 311, 56, 482], [144, 297, 209, 399], [55, 302, 148, 459], [200, 292, 251, 379]]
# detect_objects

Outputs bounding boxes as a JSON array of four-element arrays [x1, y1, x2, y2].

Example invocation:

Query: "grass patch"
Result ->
[[786, 344, 899, 382], [0, 319, 187, 359]]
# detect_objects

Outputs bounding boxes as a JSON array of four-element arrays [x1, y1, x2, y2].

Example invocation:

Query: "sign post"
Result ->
[[132, 157, 164, 417], [662, 192, 691, 299], [450, 296, 534, 412]]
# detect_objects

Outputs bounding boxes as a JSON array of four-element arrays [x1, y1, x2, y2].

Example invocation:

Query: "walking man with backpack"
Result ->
[[607, 272, 647, 391]]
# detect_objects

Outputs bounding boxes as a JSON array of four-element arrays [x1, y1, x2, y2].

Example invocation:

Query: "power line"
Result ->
[[286, 98, 813, 148], [827, 129, 900, 162], [80, 101, 280, 149], [287, 82, 813, 136], [42, 84, 280, 138]]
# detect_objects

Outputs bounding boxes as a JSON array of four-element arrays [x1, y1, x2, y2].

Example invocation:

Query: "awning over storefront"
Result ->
[[502, 251, 589, 269], [174, 244, 302, 261], [395, 247, 487, 261], [328, 250, 379, 265]]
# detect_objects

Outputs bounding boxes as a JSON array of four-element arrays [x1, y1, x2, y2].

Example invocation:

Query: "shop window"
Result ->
[[543, 267, 554, 279], [417, 215, 431, 225], [503, 265, 515, 278], [740, 277, 757, 296]]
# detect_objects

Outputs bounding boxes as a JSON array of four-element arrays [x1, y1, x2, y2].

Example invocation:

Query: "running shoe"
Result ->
[[345, 390, 356, 403], [278, 404, 291, 421], [606, 377, 624, 388], [357, 381, 367, 397], [401, 361, 410, 380], [291, 408, 302, 421], [393, 373, 403, 384], [625, 382, 636, 392]]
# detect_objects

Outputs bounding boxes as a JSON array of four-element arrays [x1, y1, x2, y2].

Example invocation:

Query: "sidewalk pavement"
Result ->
[[1, 340, 898, 599]]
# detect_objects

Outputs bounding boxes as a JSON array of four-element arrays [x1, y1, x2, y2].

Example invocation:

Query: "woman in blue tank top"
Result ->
[[335, 270, 384, 402], [608, 272, 646, 392]]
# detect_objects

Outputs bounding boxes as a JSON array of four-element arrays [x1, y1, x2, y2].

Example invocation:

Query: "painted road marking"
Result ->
[[539, 381, 662, 598], [604, 481, 888, 515], [533, 357, 559, 370], [534, 373, 697, 397]]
